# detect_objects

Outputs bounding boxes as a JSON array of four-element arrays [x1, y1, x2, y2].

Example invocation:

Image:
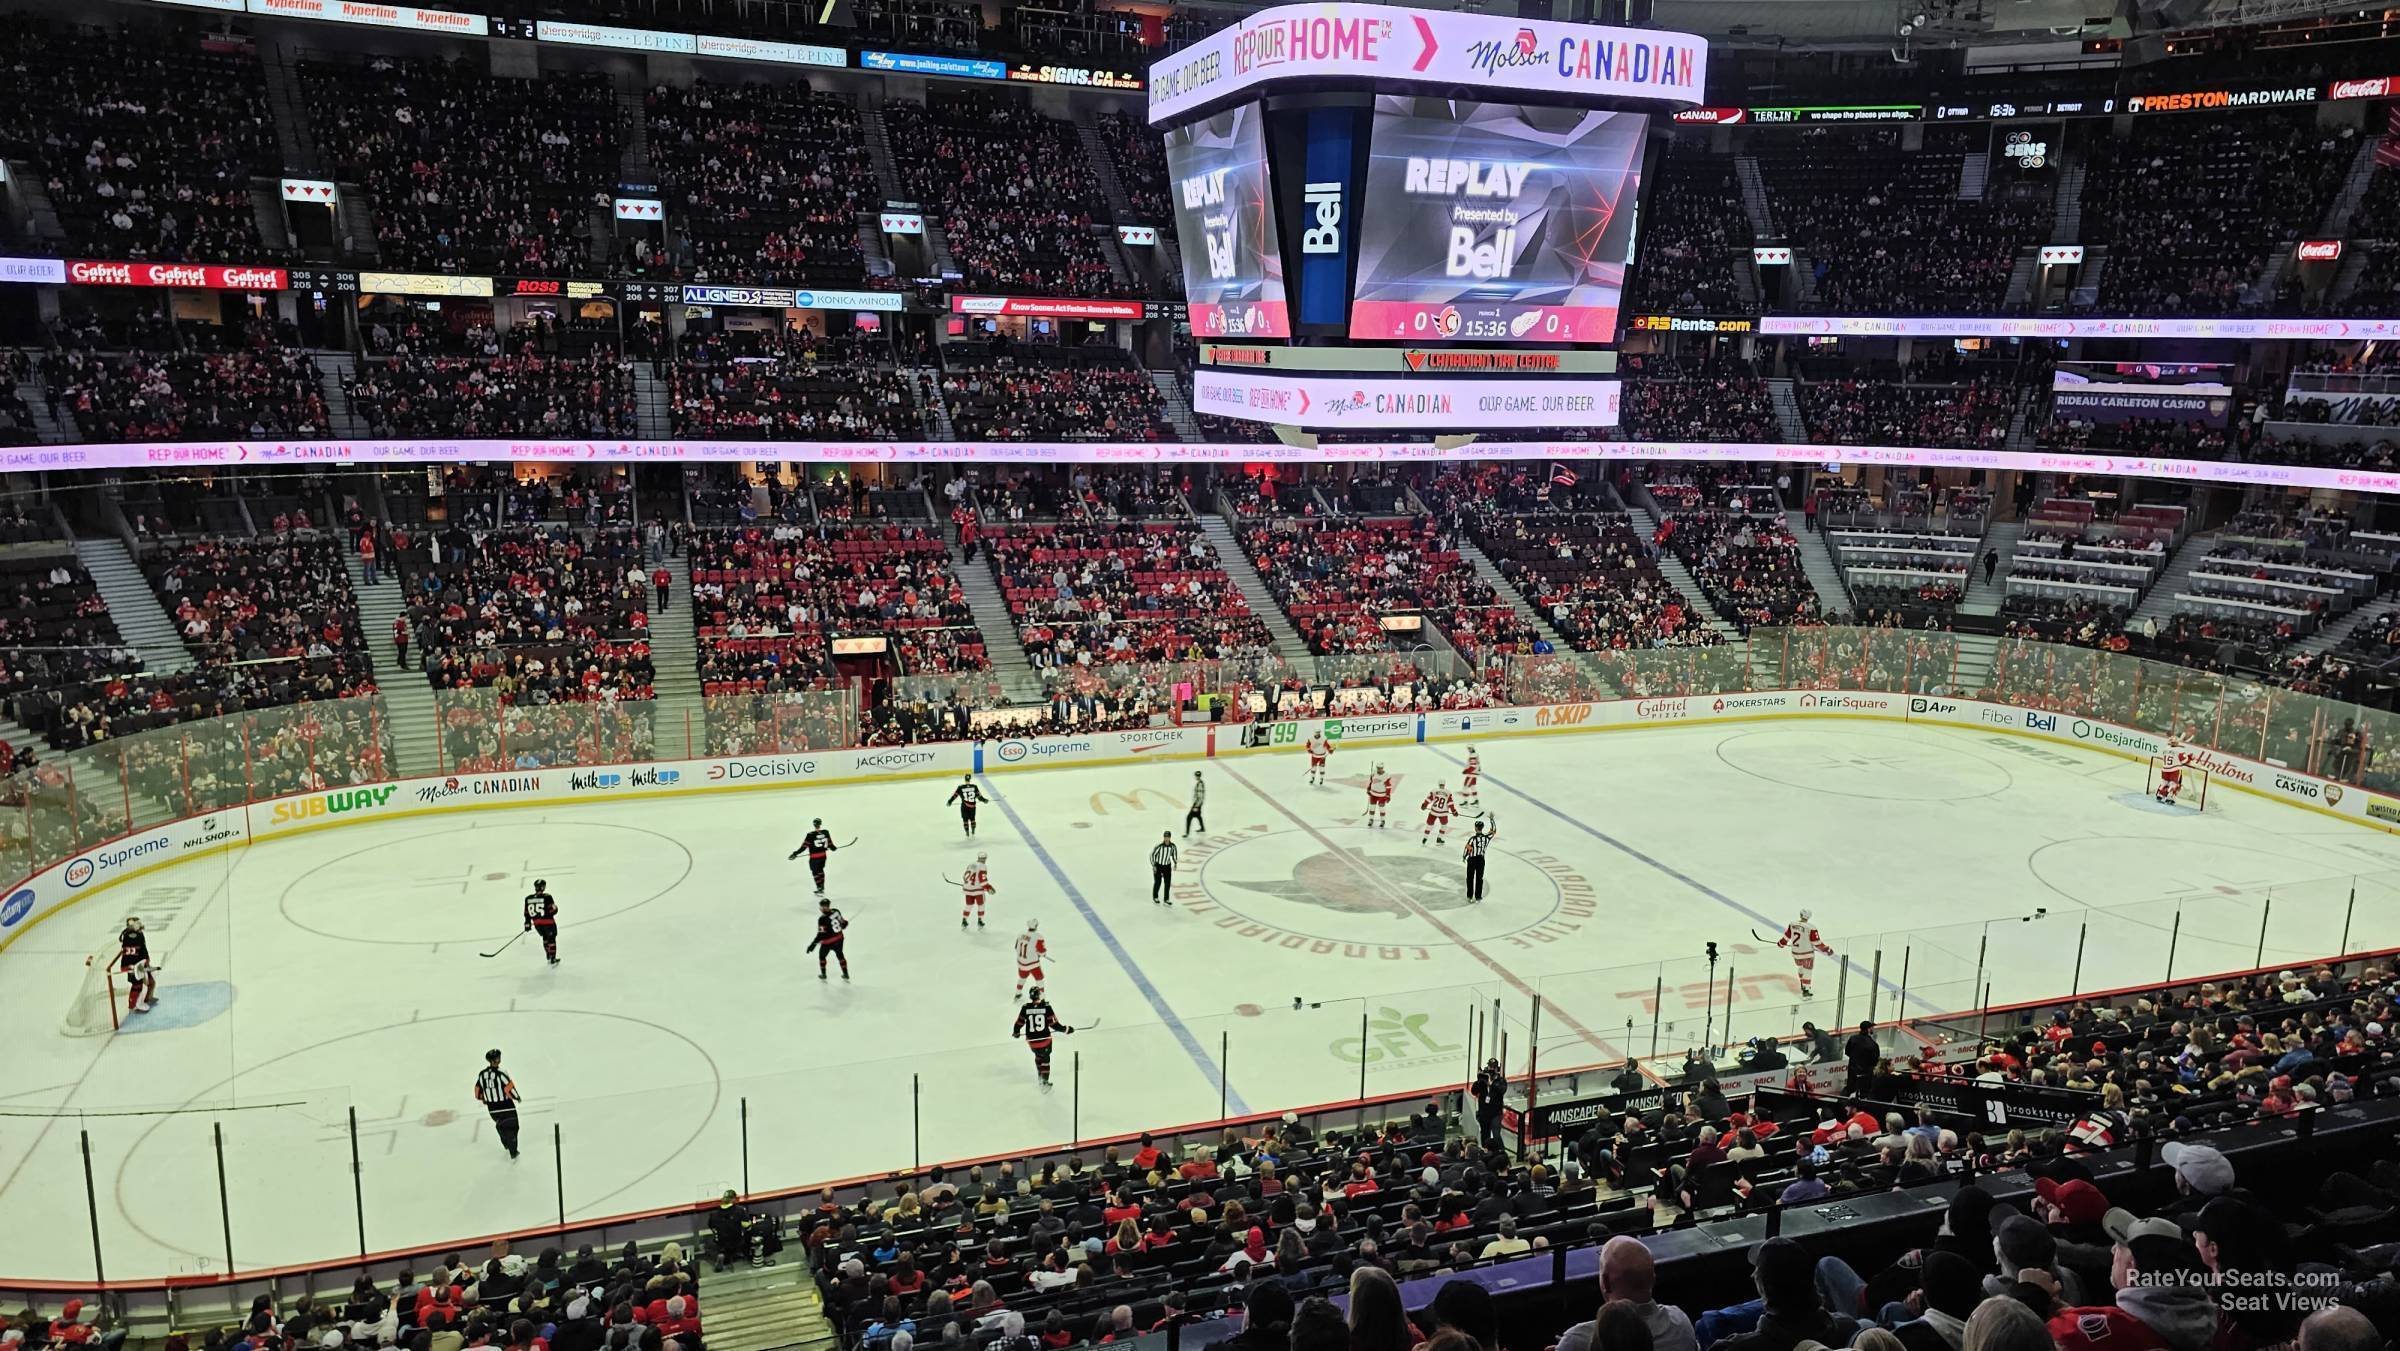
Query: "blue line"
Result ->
[[1428, 748, 1927, 1012], [978, 775, 1250, 1115]]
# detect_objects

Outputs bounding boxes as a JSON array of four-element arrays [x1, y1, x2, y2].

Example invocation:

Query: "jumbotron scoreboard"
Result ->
[[1148, 4, 1709, 436]]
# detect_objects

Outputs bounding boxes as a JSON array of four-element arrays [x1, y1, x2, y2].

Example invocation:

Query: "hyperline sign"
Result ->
[[1149, 3, 1707, 123]]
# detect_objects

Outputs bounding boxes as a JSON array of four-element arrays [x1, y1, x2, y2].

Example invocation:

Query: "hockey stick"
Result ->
[[942, 874, 963, 888], [480, 929, 530, 959], [839, 837, 859, 848], [1748, 927, 1778, 943]]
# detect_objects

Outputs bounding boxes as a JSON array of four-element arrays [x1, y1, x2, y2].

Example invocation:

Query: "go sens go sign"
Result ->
[[1148, 3, 1708, 124]]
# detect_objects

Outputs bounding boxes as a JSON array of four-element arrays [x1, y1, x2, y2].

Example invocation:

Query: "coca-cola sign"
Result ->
[[2327, 76, 2395, 100], [2296, 240, 2345, 262], [65, 261, 289, 290]]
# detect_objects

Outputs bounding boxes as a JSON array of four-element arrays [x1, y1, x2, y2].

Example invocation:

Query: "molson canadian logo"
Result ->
[[269, 784, 398, 823]]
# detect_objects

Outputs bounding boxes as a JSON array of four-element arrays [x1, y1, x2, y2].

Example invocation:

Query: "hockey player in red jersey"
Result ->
[[1014, 918, 1047, 998], [962, 852, 996, 929], [1365, 763, 1394, 828], [1778, 910, 1834, 998], [1420, 782, 1457, 845], [1305, 732, 1332, 786], [1459, 747, 1483, 815], [1011, 985, 1077, 1089]]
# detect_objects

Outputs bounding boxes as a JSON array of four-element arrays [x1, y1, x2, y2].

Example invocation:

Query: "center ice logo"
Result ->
[[1229, 847, 1475, 917]]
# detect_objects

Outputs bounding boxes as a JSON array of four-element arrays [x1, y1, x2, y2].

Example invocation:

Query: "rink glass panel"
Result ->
[[11, 628, 2400, 1277]]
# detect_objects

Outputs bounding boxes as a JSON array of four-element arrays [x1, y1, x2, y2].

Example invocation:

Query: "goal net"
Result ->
[[61, 942, 123, 1036], [2145, 756, 2210, 810]]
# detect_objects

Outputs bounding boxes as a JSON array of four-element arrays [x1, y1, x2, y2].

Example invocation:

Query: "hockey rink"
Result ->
[[6, 716, 2400, 1279]]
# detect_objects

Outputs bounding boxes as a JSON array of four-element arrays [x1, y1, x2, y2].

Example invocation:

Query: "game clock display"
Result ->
[[1346, 96, 1648, 345]]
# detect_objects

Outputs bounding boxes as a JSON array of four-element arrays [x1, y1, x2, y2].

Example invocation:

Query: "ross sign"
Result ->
[[536, 19, 695, 52], [1670, 106, 1747, 123], [2328, 76, 2397, 100], [1191, 369, 1621, 430], [66, 261, 287, 290], [880, 211, 925, 235], [680, 285, 904, 312], [862, 51, 1007, 80], [246, 0, 489, 34], [2125, 85, 2315, 114], [1117, 224, 1159, 247], [280, 178, 337, 205], [1147, 4, 1708, 124], [613, 197, 665, 222], [2038, 245, 2085, 265], [2297, 240, 2345, 262], [1752, 247, 1792, 266], [951, 294, 1147, 320], [503, 277, 611, 299], [692, 34, 846, 67], [359, 271, 494, 297]]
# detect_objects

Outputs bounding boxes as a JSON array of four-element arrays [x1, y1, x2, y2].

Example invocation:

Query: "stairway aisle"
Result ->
[[1456, 538, 1578, 657], [73, 537, 192, 676], [1625, 503, 1741, 640], [2296, 593, 2400, 656], [1958, 522, 2019, 620], [1198, 516, 1311, 663], [1953, 632, 2000, 693], [700, 1260, 838, 1351], [1785, 510, 1854, 618], [649, 552, 707, 759], [951, 550, 1043, 701], [2130, 530, 2220, 626], [344, 556, 441, 776]]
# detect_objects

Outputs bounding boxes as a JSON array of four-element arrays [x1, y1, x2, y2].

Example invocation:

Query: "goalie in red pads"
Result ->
[[1778, 910, 1834, 999], [1011, 985, 1077, 1089]]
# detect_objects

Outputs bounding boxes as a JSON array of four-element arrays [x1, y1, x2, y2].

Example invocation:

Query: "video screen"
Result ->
[[1164, 104, 1291, 339], [2053, 361, 2234, 428], [1348, 97, 1648, 344]]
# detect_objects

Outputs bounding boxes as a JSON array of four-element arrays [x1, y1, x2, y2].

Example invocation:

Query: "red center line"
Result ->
[[1214, 762, 1634, 1072]]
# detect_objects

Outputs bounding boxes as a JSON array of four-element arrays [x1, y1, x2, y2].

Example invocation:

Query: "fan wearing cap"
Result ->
[[2155, 1141, 2237, 1220], [2046, 1214, 2215, 1351]]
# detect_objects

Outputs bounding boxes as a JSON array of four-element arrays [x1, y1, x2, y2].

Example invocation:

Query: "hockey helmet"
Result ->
[[1027, 918, 1039, 931], [1798, 909, 1812, 922]]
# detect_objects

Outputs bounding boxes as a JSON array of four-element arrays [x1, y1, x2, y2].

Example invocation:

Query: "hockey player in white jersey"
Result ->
[[1420, 782, 1457, 845], [1014, 918, 1048, 998], [1459, 747, 1483, 815], [1365, 763, 1394, 828], [1305, 732, 1332, 786], [1778, 910, 1835, 998], [962, 852, 996, 929]]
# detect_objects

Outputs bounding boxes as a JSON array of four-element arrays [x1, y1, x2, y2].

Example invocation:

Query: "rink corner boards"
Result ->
[[3, 692, 2392, 956]]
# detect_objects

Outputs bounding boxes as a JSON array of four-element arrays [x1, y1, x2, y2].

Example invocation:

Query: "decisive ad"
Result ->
[[1165, 104, 1293, 339], [1347, 97, 1647, 344]]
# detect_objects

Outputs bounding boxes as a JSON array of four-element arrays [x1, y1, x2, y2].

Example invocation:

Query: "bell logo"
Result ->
[[1300, 181, 1342, 255]]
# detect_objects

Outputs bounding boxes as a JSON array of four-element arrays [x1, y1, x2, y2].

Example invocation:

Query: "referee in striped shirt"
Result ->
[[1462, 819, 1497, 902], [474, 1049, 521, 1159], [1150, 832, 1178, 905]]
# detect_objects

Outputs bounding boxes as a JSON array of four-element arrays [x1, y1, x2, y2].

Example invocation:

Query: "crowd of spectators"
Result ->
[[984, 520, 1272, 669], [673, 329, 926, 441], [648, 80, 874, 286], [1655, 512, 1825, 631], [1095, 110, 1173, 231], [1799, 366, 2025, 449], [691, 523, 983, 695], [38, 344, 329, 441], [940, 347, 1173, 442], [1628, 151, 1751, 315], [2081, 111, 2356, 316], [1754, 126, 2052, 314], [347, 351, 639, 438], [1238, 516, 1484, 656], [0, 17, 279, 263], [1474, 507, 1718, 654], [147, 534, 374, 697], [405, 527, 655, 705], [1621, 356, 1779, 443], [886, 93, 1117, 297], [303, 56, 619, 276]]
